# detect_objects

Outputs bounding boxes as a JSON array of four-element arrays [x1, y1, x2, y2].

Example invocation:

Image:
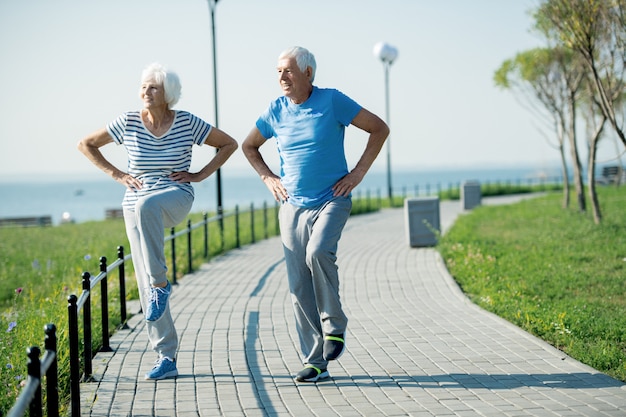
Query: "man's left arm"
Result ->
[[332, 108, 390, 197]]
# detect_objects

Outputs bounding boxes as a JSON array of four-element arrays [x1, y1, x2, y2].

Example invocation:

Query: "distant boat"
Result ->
[[74, 189, 84, 196]]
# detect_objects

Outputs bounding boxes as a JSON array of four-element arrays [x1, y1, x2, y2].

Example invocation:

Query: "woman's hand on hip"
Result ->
[[115, 173, 142, 191], [170, 171, 195, 183]]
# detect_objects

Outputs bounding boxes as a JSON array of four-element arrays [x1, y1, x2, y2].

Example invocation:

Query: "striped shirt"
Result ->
[[106, 110, 212, 210]]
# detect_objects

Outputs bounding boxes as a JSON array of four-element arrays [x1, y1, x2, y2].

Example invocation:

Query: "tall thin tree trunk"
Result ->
[[588, 116, 606, 224], [559, 145, 570, 209], [587, 55, 626, 149], [567, 93, 586, 212], [588, 143, 602, 224]]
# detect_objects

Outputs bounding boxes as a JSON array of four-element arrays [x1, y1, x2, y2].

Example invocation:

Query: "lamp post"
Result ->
[[373, 42, 398, 203], [207, 0, 224, 250]]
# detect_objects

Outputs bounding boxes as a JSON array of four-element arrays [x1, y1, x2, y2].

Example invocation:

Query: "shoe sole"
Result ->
[[145, 369, 178, 380], [295, 370, 329, 383]]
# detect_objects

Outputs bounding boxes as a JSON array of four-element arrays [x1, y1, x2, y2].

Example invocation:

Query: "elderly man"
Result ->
[[242, 46, 389, 382]]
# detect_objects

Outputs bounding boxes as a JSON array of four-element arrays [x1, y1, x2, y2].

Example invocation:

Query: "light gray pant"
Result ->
[[279, 196, 351, 369], [123, 187, 193, 360]]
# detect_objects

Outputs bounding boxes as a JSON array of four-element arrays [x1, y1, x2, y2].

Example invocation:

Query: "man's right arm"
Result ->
[[242, 127, 288, 202]]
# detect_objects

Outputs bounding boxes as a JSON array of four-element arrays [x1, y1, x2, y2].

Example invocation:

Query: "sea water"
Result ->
[[0, 166, 559, 225]]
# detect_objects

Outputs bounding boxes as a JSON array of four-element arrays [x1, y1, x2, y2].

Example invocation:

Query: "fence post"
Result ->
[[68, 294, 81, 417], [219, 208, 225, 254], [45, 324, 59, 417], [118, 246, 128, 329], [187, 219, 193, 273], [263, 201, 268, 239], [27, 346, 42, 417], [99, 257, 112, 352], [203, 213, 208, 259], [235, 205, 240, 249], [170, 227, 177, 285], [250, 203, 255, 244], [81, 272, 93, 381]]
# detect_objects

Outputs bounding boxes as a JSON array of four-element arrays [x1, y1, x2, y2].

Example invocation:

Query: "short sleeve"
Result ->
[[185, 112, 213, 146], [255, 107, 276, 140], [106, 113, 129, 145], [332, 90, 362, 126]]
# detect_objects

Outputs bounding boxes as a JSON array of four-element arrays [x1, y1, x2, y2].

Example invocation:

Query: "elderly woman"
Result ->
[[78, 62, 238, 380]]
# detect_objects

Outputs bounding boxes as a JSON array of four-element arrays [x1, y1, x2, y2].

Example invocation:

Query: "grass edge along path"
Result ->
[[438, 187, 626, 382]]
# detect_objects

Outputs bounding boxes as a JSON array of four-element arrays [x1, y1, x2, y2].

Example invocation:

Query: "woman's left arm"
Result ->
[[171, 127, 238, 183]]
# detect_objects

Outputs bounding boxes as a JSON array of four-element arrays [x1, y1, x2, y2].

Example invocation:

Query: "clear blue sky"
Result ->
[[1, 0, 615, 182]]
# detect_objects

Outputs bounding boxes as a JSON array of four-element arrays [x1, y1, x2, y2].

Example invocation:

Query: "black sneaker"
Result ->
[[295, 365, 329, 382], [323, 333, 345, 361]]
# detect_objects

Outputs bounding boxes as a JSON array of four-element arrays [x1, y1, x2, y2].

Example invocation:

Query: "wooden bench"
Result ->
[[599, 165, 624, 185], [0, 216, 53, 228]]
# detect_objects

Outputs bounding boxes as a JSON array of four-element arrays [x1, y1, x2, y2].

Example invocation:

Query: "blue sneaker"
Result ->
[[145, 357, 178, 380], [145, 282, 171, 322]]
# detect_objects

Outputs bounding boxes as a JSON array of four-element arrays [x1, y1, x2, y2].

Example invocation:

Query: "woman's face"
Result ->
[[140, 77, 167, 109]]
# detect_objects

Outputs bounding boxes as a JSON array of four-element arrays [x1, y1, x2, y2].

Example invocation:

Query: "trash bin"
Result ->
[[461, 180, 481, 210], [404, 197, 440, 247]]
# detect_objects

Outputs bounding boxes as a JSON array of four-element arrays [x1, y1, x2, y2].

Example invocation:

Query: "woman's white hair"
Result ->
[[139, 62, 181, 108], [279, 46, 317, 82]]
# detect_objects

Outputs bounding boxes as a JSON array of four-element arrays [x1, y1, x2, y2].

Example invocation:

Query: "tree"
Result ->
[[494, 47, 586, 211], [579, 79, 608, 223], [536, 0, 626, 149]]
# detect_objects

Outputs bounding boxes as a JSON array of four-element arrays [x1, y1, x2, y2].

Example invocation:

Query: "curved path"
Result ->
[[81, 196, 626, 416]]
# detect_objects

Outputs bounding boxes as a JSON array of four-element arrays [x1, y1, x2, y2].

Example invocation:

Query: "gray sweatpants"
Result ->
[[279, 196, 351, 369], [123, 187, 193, 360]]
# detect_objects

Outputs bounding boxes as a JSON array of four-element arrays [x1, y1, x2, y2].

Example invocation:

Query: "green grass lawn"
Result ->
[[2, 183, 623, 413], [438, 186, 626, 382]]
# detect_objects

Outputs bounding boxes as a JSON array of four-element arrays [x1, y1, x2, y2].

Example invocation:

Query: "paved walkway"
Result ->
[[81, 196, 626, 416]]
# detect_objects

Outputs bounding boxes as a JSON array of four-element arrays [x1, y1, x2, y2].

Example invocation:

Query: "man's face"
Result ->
[[277, 57, 311, 103]]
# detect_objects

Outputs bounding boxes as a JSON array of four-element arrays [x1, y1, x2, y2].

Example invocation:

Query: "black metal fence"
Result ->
[[6, 325, 58, 417], [7, 201, 285, 417]]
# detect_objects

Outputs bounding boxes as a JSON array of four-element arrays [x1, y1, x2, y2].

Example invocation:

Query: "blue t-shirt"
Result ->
[[106, 110, 212, 210], [256, 87, 362, 208]]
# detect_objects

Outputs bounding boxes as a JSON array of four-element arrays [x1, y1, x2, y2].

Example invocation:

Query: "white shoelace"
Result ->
[[148, 286, 169, 309]]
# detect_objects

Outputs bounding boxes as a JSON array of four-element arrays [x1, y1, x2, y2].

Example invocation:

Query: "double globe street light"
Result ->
[[373, 41, 398, 203]]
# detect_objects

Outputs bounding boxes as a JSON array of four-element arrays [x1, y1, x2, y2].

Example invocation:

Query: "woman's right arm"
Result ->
[[77, 128, 142, 190]]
